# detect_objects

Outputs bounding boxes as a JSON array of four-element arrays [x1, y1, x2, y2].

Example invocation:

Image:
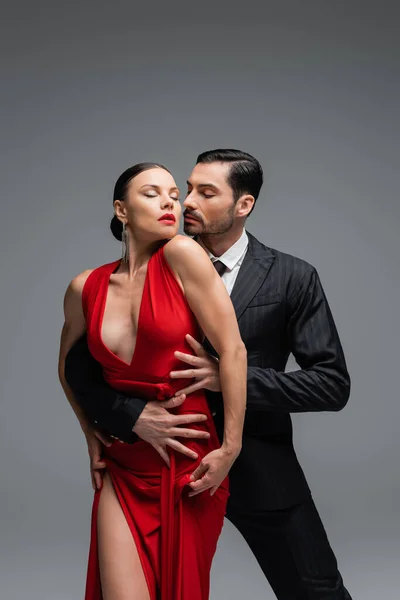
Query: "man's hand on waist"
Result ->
[[170, 334, 221, 396], [133, 394, 210, 467]]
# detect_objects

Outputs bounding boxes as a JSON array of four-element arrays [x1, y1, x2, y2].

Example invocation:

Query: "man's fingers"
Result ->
[[173, 381, 205, 397], [173, 351, 203, 367], [169, 427, 210, 440], [170, 367, 208, 379], [169, 413, 208, 426], [185, 334, 207, 356], [165, 439, 199, 460], [93, 430, 113, 447], [153, 445, 170, 467], [159, 394, 186, 409]]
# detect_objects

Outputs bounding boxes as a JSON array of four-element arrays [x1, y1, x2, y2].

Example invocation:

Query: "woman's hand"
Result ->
[[84, 427, 111, 491], [188, 445, 241, 497]]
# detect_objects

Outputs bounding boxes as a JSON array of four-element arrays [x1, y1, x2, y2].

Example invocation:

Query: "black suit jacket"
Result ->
[[64, 232, 350, 510]]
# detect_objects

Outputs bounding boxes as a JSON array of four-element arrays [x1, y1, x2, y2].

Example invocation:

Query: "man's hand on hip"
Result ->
[[170, 334, 221, 396], [133, 394, 210, 467]]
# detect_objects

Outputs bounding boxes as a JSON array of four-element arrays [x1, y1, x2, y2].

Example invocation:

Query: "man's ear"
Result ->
[[236, 194, 255, 218]]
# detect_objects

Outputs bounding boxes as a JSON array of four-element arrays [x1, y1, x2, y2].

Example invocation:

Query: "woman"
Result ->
[[58, 163, 247, 600]]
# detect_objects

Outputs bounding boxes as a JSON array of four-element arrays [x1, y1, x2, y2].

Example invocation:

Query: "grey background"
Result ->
[[1, 1, 399, 598]]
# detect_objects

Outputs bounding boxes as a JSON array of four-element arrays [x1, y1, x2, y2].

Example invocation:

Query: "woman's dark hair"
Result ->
[[196, 149, 263, 213], [110, 162, 172, 241]]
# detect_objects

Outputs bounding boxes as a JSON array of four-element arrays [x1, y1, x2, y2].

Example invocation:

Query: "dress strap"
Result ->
[[82, 260, 120, 322]]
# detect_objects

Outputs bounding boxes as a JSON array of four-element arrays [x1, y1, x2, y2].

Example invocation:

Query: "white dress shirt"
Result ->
[[198, 229, 249, 296]]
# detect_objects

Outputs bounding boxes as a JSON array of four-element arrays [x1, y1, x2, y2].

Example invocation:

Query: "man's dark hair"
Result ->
[[196, 149, 263, 211]]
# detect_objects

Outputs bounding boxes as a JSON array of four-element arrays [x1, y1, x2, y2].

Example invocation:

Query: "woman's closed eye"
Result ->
[[143, 191, 180, 201]]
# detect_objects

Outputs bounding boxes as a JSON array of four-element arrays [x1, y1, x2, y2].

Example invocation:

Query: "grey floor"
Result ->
[[1, 496, 397, 599]]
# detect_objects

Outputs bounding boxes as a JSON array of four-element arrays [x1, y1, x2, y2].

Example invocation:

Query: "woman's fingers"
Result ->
[[91, 456, 106, 469], [190, 460, 209, 482], [188, 473, 213, 497], [93, 430, 113, 447], [209, 485, 219, 496], [90, 469, 96, 491], [188, 476, 222, 497], [92, 468, 103, 490]]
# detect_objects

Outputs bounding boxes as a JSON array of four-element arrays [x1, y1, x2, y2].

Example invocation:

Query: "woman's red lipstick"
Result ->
[[158, 213, 176, 224]]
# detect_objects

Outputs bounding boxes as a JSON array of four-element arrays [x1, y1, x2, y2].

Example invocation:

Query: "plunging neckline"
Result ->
[[99, 256, 151, 368]]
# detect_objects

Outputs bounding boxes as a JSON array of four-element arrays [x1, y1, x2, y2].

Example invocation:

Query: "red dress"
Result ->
[[82, 243, 229, 600]]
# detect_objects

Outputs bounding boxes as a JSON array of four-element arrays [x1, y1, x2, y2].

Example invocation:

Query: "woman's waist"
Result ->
[[105, 375, 210, 406], [104, 434, 219, 479]]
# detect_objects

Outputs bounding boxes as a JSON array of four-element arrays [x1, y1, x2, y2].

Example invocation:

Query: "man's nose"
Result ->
[[183, 193, 196, 209]]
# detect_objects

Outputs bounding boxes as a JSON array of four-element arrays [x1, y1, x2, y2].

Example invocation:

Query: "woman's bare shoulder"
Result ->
[[68, 268, 95, 296], [67, 258, 116, 296], [63, 268, 97, 318], [163, 235, 208, 269]]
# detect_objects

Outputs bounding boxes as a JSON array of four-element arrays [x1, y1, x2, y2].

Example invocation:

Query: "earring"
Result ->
[[121, 221, 130, 264]]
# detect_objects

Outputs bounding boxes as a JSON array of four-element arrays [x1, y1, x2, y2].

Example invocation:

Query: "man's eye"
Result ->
[[203, 193, 214, 199]]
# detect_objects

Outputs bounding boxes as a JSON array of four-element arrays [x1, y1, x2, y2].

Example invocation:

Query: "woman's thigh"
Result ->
[[97, 472, 150, 600]]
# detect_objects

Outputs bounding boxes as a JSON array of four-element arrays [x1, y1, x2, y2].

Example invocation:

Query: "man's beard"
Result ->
[[183, 207, 235, 236]]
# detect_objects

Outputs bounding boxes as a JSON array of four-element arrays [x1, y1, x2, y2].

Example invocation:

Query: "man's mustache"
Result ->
[[183, 210, 203, 222]]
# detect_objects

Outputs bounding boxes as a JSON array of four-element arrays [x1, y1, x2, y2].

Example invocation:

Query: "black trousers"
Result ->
[[226, 494, 352, 600]]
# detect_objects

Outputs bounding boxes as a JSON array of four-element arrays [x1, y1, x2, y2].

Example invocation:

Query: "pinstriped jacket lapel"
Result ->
[[230, 233, 275, 320]]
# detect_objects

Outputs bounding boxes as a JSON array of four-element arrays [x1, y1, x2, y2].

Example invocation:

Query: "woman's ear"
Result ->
[[113, 199, 127, 220]]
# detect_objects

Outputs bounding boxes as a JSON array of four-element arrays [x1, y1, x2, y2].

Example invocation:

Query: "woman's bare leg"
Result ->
[[97, 472, 150, 600]]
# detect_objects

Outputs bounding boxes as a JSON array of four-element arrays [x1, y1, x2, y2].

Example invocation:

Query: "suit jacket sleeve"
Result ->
[[246, 267, 351, 412], [64, 334, 147, 442]]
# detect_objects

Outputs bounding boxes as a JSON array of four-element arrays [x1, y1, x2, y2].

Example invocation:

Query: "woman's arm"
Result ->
[[64, 334, 145, 442], [58, 270, 110, 490], [58, 271, 94, 434], [164, 236, 247, 492]]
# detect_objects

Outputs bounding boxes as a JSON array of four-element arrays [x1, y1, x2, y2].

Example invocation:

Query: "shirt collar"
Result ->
[[198, 229, 249, 272]]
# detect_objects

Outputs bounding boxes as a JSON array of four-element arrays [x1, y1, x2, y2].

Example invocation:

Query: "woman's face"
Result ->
[[115, 167, 181, 241]]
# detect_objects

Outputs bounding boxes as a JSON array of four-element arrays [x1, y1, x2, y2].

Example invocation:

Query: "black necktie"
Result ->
[[212, 259, 227, 277]]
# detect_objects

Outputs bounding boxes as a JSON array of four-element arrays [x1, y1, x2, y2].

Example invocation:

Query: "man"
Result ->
[[65, 149, 352, 598]]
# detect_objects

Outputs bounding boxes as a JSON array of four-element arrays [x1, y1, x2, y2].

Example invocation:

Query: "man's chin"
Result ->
[[183, 223, 203, 236]]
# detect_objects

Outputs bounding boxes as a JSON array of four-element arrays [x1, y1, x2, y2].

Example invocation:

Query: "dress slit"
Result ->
[[85, 472, 155, 600]]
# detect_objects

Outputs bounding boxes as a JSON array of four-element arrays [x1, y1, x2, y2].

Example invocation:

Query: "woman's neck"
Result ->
[[123, 235, 164, 279]]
